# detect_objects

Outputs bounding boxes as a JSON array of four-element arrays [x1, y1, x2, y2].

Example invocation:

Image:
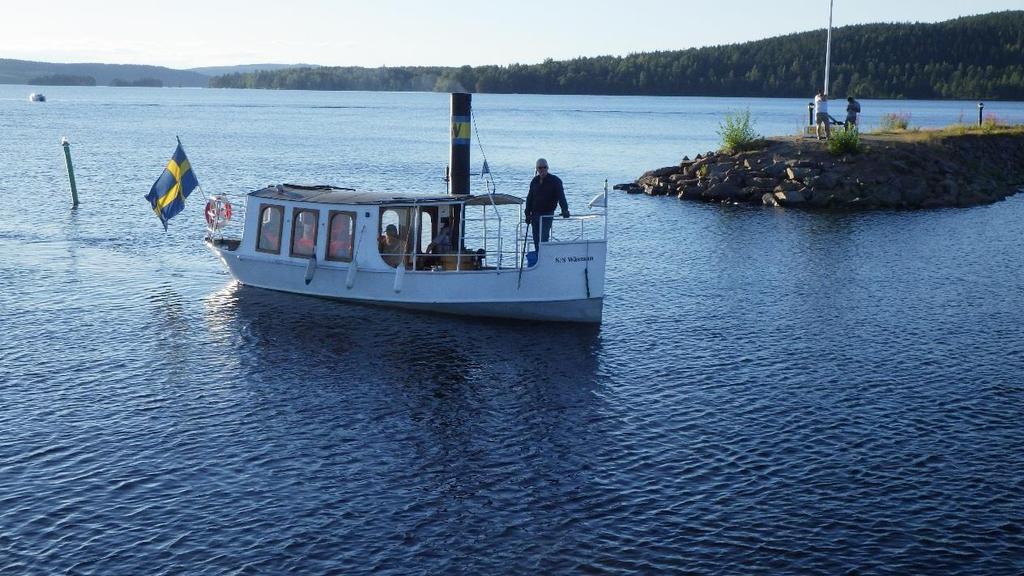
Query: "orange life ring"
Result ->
[[205, 196, 232, 230]]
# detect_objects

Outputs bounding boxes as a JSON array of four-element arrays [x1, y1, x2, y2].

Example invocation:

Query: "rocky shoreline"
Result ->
[[616, 132, 1024, 209]]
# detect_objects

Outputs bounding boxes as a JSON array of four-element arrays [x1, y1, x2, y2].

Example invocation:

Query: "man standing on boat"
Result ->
[[525, 158, 569, 252]]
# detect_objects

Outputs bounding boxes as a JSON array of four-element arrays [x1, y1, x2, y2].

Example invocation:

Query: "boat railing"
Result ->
[[462, 215, 515, 270], [463, 212, 607, 271], [204, 198, 247, 244], [541, 212, 608, 244]]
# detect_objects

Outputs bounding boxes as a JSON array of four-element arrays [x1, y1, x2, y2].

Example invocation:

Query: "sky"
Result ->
[[2, 0, 1021, 70]]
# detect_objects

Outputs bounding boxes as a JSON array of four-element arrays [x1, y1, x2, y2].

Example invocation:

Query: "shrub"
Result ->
[[718, 109, 762, 152], [982, 113, 1005, 127], [982, 114, 1006, 133], [880, 112, 911, 131], [828, 126, 863, 155]]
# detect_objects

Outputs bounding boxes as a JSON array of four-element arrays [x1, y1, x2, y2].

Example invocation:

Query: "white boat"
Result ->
[[29, 93, 46, 102], [204, 95, 607, 323]]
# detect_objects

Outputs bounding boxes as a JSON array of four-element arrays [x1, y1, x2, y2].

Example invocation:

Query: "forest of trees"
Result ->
[[210, 11, 1024, 100], [28, 74, 96, 86], [110, 78, 163, 87]]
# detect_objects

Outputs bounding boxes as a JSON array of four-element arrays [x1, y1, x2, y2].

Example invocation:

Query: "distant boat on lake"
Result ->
[[29, 93, 46, 102]]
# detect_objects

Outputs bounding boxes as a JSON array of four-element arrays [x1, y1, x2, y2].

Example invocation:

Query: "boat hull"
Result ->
[[207, 240, 605, 323]]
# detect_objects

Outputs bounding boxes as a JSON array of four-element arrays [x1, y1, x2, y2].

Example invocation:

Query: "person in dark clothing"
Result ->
[[525, 158, 569, 252], [845, 96, 862, 130]]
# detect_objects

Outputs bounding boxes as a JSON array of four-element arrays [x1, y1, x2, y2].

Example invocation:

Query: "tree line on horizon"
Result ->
[[210, 11, 1024, 100], [27, 74, 164, 87], [28, 74, 96, 86]]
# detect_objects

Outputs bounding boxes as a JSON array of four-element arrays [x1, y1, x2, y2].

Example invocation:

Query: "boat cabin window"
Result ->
[[379, 207, 414, 268], [420, 211, 434, 251], [290, 209, 319, 258], [256, 205, 284, 254], [326, 211, 355, 262]]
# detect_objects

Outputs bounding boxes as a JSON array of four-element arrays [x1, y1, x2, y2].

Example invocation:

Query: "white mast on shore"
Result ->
[[824, 0, 834, 95]]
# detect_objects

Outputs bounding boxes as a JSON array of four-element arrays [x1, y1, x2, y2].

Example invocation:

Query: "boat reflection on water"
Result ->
[[201, 283, 610, 496], [202, 282, 604, 397], [197, 282, 615, 569]]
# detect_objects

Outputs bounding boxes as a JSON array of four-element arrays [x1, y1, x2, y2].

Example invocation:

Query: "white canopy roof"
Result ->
[[250, 184, 523, 206]]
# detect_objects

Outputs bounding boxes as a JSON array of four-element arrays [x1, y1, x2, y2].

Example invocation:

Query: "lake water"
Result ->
[[2, 86, 1023, 574]]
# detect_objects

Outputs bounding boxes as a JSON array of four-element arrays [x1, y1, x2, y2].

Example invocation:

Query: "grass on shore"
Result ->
[[871, 123, 1024, 142], [871, 115, 1024, 140]]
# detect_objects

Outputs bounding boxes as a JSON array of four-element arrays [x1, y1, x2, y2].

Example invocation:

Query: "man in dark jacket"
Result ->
[[845, 96, 862, 130], [525, 158, 570, 252]]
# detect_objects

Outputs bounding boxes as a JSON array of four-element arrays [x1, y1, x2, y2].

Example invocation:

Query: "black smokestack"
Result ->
[[449, 93, 471, 196]]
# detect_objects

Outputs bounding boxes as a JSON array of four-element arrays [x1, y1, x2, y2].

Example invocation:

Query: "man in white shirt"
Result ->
[[814, 91, 831, 140]]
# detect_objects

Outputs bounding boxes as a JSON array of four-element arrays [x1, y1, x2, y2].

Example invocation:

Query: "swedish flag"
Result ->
[[146, 139, 199, 230]]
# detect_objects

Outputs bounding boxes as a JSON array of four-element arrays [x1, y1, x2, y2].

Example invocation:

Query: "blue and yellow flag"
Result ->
[[145, 139, 199, 230]]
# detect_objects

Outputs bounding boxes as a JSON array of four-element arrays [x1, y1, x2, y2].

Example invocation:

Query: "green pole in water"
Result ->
[[61, 136, 79, 208]]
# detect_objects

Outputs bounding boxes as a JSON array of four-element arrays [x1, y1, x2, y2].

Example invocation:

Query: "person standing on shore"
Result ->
[[815, 91, 831, 140], [845, 96, 862, 130], [525, 158, 569, 252]]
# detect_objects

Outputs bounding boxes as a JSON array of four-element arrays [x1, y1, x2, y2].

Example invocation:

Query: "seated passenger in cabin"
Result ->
[[379, 224, 404, 267], [427, 218, 453, 255]]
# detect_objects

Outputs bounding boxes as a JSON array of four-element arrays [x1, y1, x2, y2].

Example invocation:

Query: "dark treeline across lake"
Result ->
[[209, 12, 1024, 100]]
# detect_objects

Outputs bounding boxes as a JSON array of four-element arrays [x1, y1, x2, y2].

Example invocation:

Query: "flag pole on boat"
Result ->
[[176, 136, 208, 204]]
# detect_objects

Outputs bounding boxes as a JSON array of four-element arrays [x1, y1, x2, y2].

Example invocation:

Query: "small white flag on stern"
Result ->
[[588, 179, 608, 209]]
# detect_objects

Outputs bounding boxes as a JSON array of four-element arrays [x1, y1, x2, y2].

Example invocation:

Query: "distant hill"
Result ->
[[210, 11, 1024, 100], [0, 59, 208, 87], [189, 63, 318, 76]]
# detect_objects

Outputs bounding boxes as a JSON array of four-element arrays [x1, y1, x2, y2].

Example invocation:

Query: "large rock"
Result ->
[[814, 171, 842, 190], [765, 161, 789, 178], [773, 189, 807, 205], [683, 159, 708, 178], [873, 184, 903, 208], [900, 178, 931, 207], [774, 180, 803, 193], [722, 174, 745, 188], [677, 185, 703, 201], [786, 166, 819, 181], [743, 186, 774, 201], [704, 182, 743, 202], [641, 166, 680, 179], [614, 183, 643, 194], [785, 159, 820, 168], [707, 162, 734, 179], [823, 183, 859, 205], [931, 177, 959, 205], [642, 182, 670, 196]]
